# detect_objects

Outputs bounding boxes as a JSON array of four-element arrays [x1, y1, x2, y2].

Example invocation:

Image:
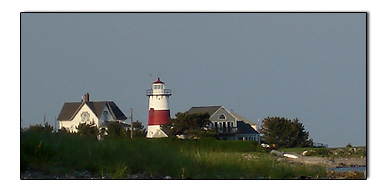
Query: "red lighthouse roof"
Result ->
[[153, 77, 164, 84]]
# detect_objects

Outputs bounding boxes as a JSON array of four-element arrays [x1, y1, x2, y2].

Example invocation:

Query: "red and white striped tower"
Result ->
[[146, 77, 171, 138]]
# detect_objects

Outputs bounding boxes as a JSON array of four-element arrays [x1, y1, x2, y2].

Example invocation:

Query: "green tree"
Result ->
[[132, 120, 146, 137], [163, 112, 214, 139], [106, 121, 128, 138], [262, 117, 313, 148], [77, 122, 98, 138], [27, 123, 53, 133]]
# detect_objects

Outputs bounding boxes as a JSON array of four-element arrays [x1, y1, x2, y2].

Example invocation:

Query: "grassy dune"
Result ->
[[21, 131, 326, 179]]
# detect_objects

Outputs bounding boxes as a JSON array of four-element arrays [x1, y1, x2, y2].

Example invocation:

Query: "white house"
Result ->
[[57, 93, 127, 133]]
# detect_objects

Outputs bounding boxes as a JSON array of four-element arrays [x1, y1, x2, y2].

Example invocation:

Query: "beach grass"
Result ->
[[21, 130, 326, 179]]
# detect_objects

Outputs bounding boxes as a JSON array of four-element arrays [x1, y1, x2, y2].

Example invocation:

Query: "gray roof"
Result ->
[[186, 106, 222, 115], [231, 112, 256, 125], [57, 102, 82, 121], [99, 121, 130, 128], [237, 121, 259, 135], [57, 101, 127, 121]]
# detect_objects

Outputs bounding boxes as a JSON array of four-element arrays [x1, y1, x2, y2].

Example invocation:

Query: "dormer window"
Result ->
[[103, 111, 108, 122], [219, 114, 226, 120]]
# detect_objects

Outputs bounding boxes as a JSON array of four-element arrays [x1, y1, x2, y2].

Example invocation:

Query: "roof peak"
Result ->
[[187, 106, 223, 116], [58, 101, 127, 121], [191, 105, 222, 108], [65, 100, 113, 104], [153, 77, 165, 84]]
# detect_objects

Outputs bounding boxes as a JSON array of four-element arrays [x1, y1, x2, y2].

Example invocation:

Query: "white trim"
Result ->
[[105, 103, 116, 120], [69, 102, 85, 120], [80, 111, 90, 122], [70, 102, 100, 121], [210, 106, 238, 122], [81, 103, 99, 120], [209, 106, 222, 118]]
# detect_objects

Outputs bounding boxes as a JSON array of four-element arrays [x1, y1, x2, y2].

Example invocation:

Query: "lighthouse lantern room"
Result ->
[[146, 77, 171, 138]]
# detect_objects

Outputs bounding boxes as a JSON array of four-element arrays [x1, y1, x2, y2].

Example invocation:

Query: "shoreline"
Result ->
[[283, 155, 366, 169], [283, 155, 367, 179]]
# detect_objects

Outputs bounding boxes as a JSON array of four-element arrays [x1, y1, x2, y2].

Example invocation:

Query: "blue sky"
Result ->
[[21, 13, 366, 147]]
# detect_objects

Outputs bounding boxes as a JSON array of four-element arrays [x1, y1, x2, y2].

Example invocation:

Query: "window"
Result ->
[[154, 85, 163, 89], [81, 112, 90, 122], [219, 123, 223, 132], [228, 122, 232, 132], [219, 114, 226, 120], [103, 111, 108, 122]]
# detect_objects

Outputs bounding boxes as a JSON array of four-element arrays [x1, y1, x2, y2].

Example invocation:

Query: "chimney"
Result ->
[[84, 93, 89, 102]]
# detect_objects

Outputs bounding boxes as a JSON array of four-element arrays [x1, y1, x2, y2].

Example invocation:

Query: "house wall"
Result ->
[[59, 103, 99, 133], [210, 107, 237, 122], [209, 106, 237, 133], [98, 105, 114, 126], [235, 134, 260, 141], [147, 125, 168, 138]]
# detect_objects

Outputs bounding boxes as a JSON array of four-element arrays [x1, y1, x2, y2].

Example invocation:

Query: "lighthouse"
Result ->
[[146, 77, 172, 138]]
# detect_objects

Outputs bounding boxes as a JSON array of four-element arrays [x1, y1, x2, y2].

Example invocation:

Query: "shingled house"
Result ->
[[186, 106, 260, 141], [57, 93, 127, 133]]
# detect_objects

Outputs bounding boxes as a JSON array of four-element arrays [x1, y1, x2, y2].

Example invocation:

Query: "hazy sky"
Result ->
[[21, 13, 366, 147]]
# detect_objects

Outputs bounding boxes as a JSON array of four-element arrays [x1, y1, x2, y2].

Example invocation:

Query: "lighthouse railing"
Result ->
[[146, 89, 172, 96]]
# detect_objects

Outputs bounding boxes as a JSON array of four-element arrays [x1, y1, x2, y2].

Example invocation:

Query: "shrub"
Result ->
[[27, 123, 53, 133], [304, 148, 330, 157], [106, 122, 128, 138], [77, 123, 98, 138]]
